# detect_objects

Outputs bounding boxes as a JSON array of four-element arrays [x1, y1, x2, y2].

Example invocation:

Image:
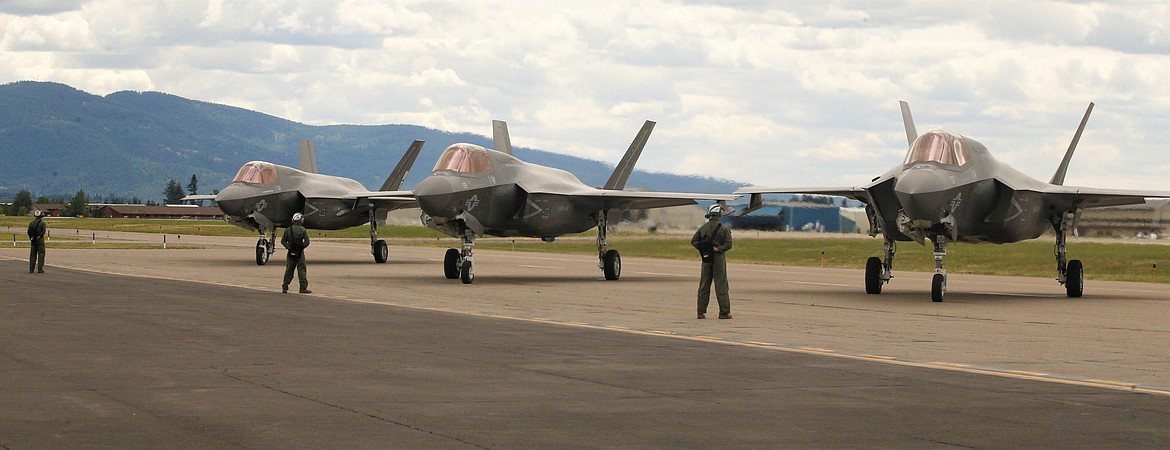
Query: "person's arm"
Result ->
[[715, 225, 732, 253]]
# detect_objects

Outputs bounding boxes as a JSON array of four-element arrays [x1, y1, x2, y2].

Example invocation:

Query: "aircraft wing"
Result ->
[[593, 190, 738, 211], [733, 186, 871, 216], [345, 190, 419, 211], [1039, 186, 1170, 209]]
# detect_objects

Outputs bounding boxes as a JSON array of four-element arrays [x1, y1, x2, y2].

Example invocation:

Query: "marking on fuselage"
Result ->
[[304, 202, 321, 216], [255, 199, 268, 212], [522, 199, 544, 219], [1005, 197, 1023, 222], [465, 195, 480, 212]]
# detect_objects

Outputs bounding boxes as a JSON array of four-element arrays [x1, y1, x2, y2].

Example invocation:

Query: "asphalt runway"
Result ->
[[3, 233, 1170, 447]]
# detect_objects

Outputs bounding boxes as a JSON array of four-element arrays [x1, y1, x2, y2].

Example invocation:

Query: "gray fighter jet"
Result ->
[[184, 140, 423, 265], [412, 120, 737, 283], [736, 102, 1170, 302]]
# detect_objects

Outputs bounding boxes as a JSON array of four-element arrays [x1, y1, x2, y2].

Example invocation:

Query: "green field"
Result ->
[[2, 216, 1167, 283]]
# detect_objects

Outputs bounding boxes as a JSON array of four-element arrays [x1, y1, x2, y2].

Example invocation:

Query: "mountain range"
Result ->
[[0, 81, 742, 202]]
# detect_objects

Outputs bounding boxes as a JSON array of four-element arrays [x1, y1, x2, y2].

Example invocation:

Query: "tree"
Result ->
[[163, 179, 185, 204], [186, 174, 200, 206], [66, 189, 88, 217], [8, 189, 33, 216]]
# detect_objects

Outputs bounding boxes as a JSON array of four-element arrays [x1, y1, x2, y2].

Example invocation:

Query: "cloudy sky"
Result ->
[[1, 0, 1168, 190]]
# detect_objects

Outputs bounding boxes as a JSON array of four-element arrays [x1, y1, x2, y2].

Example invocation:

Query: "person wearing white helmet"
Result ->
[[280, 212, 312, 293], [691, 203, 733, 319], [27, 209, 48, 273]]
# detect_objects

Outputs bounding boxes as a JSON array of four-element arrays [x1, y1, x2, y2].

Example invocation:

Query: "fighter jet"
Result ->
[[735, 102, 1170, 302], [184, 139, 423, 265], [413, 120, 737, 283]]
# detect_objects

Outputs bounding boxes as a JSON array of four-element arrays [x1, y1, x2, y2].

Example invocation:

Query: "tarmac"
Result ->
[[3, 230, 1170, 448]]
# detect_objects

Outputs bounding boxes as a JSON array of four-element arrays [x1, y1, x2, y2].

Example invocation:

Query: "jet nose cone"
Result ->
[[894, 169, 953, 222], [415, 176, 456, 215]]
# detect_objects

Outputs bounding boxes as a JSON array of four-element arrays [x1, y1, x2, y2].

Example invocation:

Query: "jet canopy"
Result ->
[[904, 129, 969, 167], [233, 161, 279, 184], [433, 144, 493, 174]]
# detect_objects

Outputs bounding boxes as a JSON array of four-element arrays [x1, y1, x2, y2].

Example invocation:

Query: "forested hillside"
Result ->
[[0, 81, 741, 202]]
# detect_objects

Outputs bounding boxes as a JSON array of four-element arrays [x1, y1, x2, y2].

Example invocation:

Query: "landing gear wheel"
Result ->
[[931, 273, 946, 303], [372, 239, 389, 263], [603, 249, 621, 281], [1066, 259, 1084, 298], [443, 248, 460, 279], [460, 260, 474, 284], [865, 256, 883, 294], [256, 240, 269, 266]]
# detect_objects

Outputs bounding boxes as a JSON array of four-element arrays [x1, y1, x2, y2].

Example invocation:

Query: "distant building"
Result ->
[[1078, 199, 1170, 239], [33, 203, 67, 217], [96, 205, 224, 220]]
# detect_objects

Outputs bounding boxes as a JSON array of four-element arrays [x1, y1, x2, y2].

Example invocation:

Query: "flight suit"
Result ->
[[281, 224, 311, 293], [27, 216, 46, 273], [692, 217, 732, 317]]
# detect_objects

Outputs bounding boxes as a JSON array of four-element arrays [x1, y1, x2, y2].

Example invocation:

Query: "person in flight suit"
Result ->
[[27, 209, 47, 273], [281, 212, 312, 294], [692, 204, 732, 319]]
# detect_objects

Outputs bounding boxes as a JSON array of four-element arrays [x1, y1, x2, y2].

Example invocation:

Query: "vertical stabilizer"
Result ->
[[492, 120, 513, 156], [379, 140, 425, 191], [603, 120, 656, 190], [299, 140, 319, 173], [899, 101, 918, 148], [1050, 102, 1094, 186]]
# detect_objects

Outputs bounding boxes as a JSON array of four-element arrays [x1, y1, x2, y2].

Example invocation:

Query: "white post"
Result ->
[[163, 234, 167, 249]]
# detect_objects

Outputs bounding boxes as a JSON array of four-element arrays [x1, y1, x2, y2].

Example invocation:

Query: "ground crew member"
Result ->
[[27, 209, 47, 273], [692, 204, 732, 319], [281, 212, 312, 294]]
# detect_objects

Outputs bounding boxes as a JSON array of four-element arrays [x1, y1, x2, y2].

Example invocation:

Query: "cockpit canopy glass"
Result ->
[[904, 130, 969, 167], [433, 144, 493, 174], [233, 161, 279, 184]]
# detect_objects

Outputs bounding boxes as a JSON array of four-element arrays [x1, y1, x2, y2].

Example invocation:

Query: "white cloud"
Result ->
[[0, 0, 1167, 191]]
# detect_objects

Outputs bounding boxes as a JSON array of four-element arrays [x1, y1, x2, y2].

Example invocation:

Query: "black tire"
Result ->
[[1066, 259, 1084, 298], [603, 249, 621, 281], [256, 240, 268, 266], [931, 273, 945, 303], [460, 260, 474, 284], [373, 240, 388, 264], [865, 256, 882, 294], [444, 248, 460, 279]]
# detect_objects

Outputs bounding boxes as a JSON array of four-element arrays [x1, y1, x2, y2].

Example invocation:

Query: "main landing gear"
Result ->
[[1055, 212, 1084, 298], [369, 209, 389, 264], [597, 210, 621, 281], [255, 228, 276, 265], [864, 238, 895, 295]]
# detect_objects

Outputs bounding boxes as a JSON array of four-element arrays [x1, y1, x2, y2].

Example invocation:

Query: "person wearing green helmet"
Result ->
[[281, 212, 312, 294], [691, 203, 732, 319]]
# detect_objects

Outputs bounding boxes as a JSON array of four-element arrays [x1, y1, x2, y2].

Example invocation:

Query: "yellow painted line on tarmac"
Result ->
[[11, 255, 1170, 399]]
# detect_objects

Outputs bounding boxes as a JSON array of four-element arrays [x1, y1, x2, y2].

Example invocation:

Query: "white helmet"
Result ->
[[292, 212, 304, 223], [706, 204, 723, 217], [33, 209, 44, 217]]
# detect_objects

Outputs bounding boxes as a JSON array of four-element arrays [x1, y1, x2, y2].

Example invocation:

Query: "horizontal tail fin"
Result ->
[[603, 120, 655, 190]]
